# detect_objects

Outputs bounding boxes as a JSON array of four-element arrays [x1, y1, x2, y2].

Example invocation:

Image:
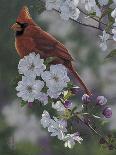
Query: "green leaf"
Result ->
[[20, 100, 27, 107], [109, 0, 113, 5], [101, 120, 109, 126], [63, 91, 73, 100], [106, 49, 116, 58], [67, 82, 74, 89], [92, 114, 101, 119], [44, 57, 57, 66], [100, 8, 113, 22], [36, 0, 45, 14], [71, 106, 77, 114], [88, 12, 96, 17], [12, 75, 22, 88]]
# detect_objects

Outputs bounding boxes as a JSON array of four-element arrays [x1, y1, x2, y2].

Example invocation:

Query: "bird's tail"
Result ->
[[68, 63, 92, 96]]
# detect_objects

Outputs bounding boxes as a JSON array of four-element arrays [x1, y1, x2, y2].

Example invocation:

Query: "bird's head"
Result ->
[[11, 6, 36, 33]]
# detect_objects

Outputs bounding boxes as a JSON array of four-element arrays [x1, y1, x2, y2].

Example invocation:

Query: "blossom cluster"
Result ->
[[41, 110, 83, 148], [45, 0, 103, 20], [16, 52, 70, 104], [16, 52, 83, 148], [43, 0, 116, 52], [45, 0, 80, 20], [16, 52, 113, 149]]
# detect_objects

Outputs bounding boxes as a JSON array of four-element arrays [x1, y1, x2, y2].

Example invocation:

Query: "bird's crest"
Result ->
[[17, 6, 32, 22]]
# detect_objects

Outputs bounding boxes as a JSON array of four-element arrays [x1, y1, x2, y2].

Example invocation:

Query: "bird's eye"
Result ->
[[16, 22, 21, 25]]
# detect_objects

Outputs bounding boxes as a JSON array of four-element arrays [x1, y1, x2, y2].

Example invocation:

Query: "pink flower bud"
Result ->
[[28, 102, 33, 108], [99, 138, 106, 144], [82, 94, 90, 104], [108, 144, 114, 150], [97, 96, 107, 106], [64, 100, 72, 109], [102, 107, 112, 118]]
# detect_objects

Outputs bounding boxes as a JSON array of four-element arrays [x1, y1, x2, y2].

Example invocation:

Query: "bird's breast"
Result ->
[[15, 37, 28, 58], [15, 38, 22, 57], [15, 36, 38, 58]]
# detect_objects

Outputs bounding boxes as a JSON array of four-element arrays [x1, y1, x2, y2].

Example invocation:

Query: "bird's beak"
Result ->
[[11, 23, 22, 31]]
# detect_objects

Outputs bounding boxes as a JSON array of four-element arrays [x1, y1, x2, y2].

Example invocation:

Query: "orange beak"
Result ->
[[11, 23, 22, 31]]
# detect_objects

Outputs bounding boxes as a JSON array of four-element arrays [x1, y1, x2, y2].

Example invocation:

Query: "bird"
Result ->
[[11, 6, 91, 96]]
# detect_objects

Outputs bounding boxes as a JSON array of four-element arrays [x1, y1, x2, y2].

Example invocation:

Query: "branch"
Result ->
[[39, 0, 112, 35], [53, 9, 112, 35], [76, 115, 116, 150], [77, 6, 107, 26]]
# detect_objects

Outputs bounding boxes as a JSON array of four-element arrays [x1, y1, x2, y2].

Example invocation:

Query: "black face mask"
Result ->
[[16, 22, 28, 36]]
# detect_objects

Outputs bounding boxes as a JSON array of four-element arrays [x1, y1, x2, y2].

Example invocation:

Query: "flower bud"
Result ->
[[99, 137, 106, 144], [108, 144, 114, 150], [28, 102, 33, 108], [64, 100, 72, 109], [102, 107, 112, 118], [82, 94, 90, 104], [71, 86, 80, 94], [97, 96, 107, 106], [107, 133, 112, 139]]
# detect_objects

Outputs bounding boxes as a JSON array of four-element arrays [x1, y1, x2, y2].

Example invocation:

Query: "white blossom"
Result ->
[[45, 0, 63, 10], [47, 89, 62, 99], [18, 53, 46, 78], [41, 111, 67, 140], [98, 0, 109, 6], [111, 8, 116, 19], [48, 117, 67, 140], [81, 0, 96, 12], [111, 8, 116, 41], [66, 0, 79, 9], [112, 23, 116, 41], [16, 76, 44, 102], [41, 110, 51, 128], [60, 0, 80, 20], [60, 4, 80, 20], [70, 8, 80, 20], [64, 132, 83, 148], [81, 0, 101, 17], [94, 5, 101, 17], [52, 101, 66, 112], [99, 30, 109, 51], [41, 64, 70, 99], [113, 0, 116, 4], [45, 0, 80, 20], [36, 93, 48, 105]]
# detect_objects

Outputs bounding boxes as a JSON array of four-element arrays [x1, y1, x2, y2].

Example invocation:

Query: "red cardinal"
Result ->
[[11, 6, 91, 96]]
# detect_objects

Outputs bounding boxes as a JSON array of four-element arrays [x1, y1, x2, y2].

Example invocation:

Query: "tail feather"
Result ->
[[68, 64, 92, 96]]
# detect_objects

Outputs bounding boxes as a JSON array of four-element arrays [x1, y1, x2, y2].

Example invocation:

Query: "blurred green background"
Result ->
[[0, 0, 116, 155]]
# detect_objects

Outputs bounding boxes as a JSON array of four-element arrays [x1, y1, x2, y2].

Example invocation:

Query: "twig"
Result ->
[[76, 115, 116, 150], [53, 9, 112, 36], [76, 115, 103, 137], [77, 6, 107, 26], [39, 0, 112, 35], [53, 9, 103, 31]]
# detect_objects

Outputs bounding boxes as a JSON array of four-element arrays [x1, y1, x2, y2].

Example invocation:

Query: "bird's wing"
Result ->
[[26, 25, 73, 61]]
